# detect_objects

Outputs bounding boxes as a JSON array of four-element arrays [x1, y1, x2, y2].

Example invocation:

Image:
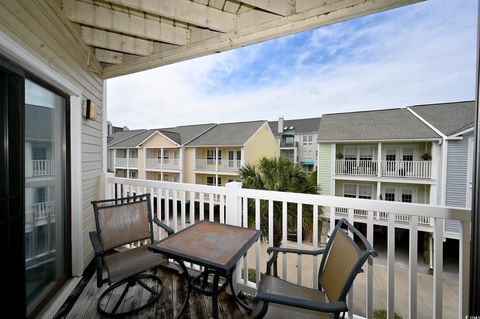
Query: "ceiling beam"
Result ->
[[62, 0, 190, 45], [81, 26, 154, 56], [238, 0, 295, 16], [95, 48, 124, 64], [103, 0, 423, 78], [107, 0, 237, 33]]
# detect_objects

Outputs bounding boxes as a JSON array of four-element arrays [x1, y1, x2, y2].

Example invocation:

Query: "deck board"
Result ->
[[66, 265, 252, 319]]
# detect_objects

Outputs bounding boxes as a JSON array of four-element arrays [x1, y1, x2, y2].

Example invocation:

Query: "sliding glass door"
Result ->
[[24, 79, 68, 315]]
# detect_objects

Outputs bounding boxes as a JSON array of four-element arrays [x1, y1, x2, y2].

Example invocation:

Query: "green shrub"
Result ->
[[241, 268, 264, 282], [373, 309, 403, 319]]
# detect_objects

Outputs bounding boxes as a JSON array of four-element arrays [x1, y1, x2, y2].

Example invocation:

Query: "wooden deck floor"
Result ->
[[66, 266, 251, 319]]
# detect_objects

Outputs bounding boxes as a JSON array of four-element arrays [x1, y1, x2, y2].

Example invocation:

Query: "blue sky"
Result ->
[[107, 0, 478, 129]]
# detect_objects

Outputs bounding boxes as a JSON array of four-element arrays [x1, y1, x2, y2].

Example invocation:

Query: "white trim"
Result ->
[[0, 30, 81, 96], [70, 96, 84, 276], [441, 140, 448, 206], [318, 138, 441, 143], [136, 130, 180, 147], [448, 127, 475, 139], [37, 277, 82, 319], [102, 81, 108, 177], [332, 175, 436, 185], [407, 107, 447, 139], [466, 138, 474, 209]]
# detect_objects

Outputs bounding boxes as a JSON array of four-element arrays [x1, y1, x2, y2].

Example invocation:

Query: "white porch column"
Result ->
[[215, 147, 219, 171], [377, 142, 382, 177], [193, 148, 197, 170], [316, 143, 320, 186], [240, 147, 245, 166], [179, 147, 184, 183], [113, 149, 116, 171], [160, 148, 164, 170], [126, 147, 130, 167], [377, 181, 382, 200]]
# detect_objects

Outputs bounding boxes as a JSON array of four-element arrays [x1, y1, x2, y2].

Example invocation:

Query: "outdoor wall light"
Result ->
[[82, 98, 97, 120]]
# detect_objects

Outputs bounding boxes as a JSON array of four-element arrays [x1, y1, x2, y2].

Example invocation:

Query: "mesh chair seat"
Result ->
[[105, 245, 169, 284], [255, 275, 330, 319]]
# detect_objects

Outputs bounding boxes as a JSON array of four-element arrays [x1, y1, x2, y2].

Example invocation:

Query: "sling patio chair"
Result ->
[[251, 218, 377, 319], [89, 193, 174, 317]]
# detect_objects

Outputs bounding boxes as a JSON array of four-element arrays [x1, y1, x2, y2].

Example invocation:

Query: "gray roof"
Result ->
[[269, 117, 321, 135], [318, 108, 441, 141], [187, 121, 266, 146], [108, 123, 216, 148], [25, 104, 53, 141], [410, 101, 475, 136], [107, 129, 147, 147]]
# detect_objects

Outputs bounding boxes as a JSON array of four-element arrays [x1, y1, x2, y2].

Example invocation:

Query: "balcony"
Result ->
[[195, 158, 241, 172], [30, 160, 54, 177], [99, 176, 470, 319], [146, 158, 180, 170], [25, 201, 55, 231], [335, 160, 432, 179], [280, 140, 298, 148], [115, 157, 138, 168]]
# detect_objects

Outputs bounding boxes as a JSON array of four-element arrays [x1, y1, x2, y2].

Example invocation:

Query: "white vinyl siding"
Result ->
[[445, 132, 474, 233], [318, 143, 332, 195], [0, 1, 104, 271]]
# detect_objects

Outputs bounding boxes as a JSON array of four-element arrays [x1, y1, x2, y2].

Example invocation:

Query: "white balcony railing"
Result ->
[[31, 160, 54, 176], [381, 160, 432, 178], [25, 201, 55, 229], [195, 158, 241, 172], [115, 157, 138, 168], [335, 160, 432, 179], [335, 160, 378, 176], [106, 176, 470, 319], [146, 158, 180, 170]]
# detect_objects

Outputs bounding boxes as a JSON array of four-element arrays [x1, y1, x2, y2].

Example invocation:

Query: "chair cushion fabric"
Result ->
[[105, 245, 168, 283], [98, 201, 151, 251], [253, 301, 332, 319]]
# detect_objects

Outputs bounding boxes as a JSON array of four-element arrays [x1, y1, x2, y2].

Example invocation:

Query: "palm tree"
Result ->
[[240, 157, 321, 276]]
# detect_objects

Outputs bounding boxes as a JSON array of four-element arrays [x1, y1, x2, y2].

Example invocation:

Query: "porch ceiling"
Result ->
[[60, 0, 423, 79]]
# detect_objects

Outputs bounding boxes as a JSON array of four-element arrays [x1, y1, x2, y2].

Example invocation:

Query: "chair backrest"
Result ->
[[92, 193, 154, 251], [318, 218, 377, 303]]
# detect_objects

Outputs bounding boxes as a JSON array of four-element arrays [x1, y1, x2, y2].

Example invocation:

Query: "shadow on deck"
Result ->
[[63, 265, 252, 319]]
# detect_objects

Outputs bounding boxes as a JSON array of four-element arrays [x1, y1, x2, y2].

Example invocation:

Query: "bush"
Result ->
[[373, 309, 403, 319], [241, 268, 264, 282]]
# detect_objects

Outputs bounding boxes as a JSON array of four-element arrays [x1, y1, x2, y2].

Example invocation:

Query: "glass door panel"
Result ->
[[24, 79, 67, 315]]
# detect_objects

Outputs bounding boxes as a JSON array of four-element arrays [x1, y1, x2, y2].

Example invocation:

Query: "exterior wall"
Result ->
[[445, 132, 474, 233], [0, 1, 105, 273], [244, 123, 279, 165], [142, 132, 178, 148], [318, 143, 332, 195], [184, 148, 195, 183], [196, 173, 240, 186], [335, 180, 378, 197], [297, 132, 318, 167], [137, 148, 145, 179]]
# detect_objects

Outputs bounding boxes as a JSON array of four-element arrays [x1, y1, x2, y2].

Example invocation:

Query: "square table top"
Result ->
[[149, 221, 261, 272]]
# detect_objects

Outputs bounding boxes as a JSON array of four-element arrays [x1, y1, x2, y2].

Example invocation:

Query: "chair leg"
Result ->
[[97, 273, 163, 317], [251, 301, 269, 319]]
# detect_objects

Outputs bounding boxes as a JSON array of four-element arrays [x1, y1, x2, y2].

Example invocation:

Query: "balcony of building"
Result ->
[[114, 148, 139, 168], [195, 148, 243, 174], [145, 148, 181, 171], [60, 175, 471, 319]]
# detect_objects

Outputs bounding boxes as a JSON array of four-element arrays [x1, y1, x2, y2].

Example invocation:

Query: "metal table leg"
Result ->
[[173, 259, 192, 319], [227, 271, 253, 311]]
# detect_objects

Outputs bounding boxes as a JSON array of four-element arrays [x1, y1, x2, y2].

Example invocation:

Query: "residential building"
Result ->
[[108, 124, 216, 182], [1, 1, 476, 317], [186, 120, 279, 186], [317, 101, 475, 239], [269, 117, 321, 171]]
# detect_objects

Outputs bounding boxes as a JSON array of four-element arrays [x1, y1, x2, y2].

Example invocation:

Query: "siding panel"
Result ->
[[0, 1, 105, 272], [318, 143, 332, 195], [445, 132, 474, 233]]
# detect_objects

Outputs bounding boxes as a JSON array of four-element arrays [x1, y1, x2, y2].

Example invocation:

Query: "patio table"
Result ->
[[149, 220, 261, 319]]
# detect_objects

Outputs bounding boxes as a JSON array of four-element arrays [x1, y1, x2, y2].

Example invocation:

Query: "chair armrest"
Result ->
[[89, 231, 104, 256], [153, 217, 175, 236], [255, 292, 347, 313], [266, 247, 324, 275]]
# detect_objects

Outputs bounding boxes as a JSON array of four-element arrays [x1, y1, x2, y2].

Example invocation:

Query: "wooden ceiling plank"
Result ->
[[95, 48, 124, 64], [107, 0, 237, 33], [62, 0, 190, 45], [103, 0, 422, 78], [81, 26, 154, 56], [237, 0, 295, 16]]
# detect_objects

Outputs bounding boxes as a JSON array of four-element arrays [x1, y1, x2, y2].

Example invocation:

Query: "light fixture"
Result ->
[[82, 98, 97, 120]]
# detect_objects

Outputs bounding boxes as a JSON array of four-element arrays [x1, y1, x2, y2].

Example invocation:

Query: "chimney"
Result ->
[[278, 117, 284, 134], [123, 126, 129, 131]]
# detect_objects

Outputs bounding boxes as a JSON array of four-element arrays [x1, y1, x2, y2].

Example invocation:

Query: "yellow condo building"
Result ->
[[107, 121, 279, 185]]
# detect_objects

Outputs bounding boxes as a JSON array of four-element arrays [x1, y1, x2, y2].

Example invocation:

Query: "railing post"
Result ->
[[225, 182, 242, 227]]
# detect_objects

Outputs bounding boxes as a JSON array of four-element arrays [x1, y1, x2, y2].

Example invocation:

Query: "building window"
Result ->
[[401, 189, 413, 203], [302, 135, 313, 146], [129, 149, 138, 158], [344, 147, 357, 161], [403, 148, 414, 161], [207, 149, 221, 165], [344, 184, 373, 199], [129, 170, 137, 179], [384, 188, 396, 201], [32, 146, 47, 160], [207, 176, 214, 185], [35, 187, 47, 203]]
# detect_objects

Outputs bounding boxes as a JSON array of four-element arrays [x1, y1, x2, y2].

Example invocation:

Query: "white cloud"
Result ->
[[107, 0, 476, 129]]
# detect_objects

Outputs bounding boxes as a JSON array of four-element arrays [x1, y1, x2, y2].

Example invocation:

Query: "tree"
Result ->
[[240, 157, 321, 276]]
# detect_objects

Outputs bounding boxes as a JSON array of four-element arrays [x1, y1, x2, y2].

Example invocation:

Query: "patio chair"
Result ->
[[89, 193, 174, 317], [251, 218, 377, 319]]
